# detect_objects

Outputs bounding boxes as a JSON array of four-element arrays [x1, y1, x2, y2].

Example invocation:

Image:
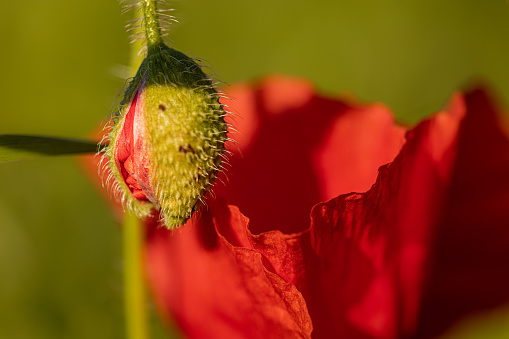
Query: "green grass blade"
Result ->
[[0, 134, 101, 163]]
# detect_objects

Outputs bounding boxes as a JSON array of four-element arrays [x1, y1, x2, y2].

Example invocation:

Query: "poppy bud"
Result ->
[[103, 42, 228, 229]]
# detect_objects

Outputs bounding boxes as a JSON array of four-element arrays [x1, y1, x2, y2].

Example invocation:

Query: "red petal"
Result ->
[[302, 94, 465, 338], [415, 88, 509, 338], [123, 156, 135, 177], [113, 90, 156, 202], [145, 76, 409, 338], [116, 91, 136, 163], [305, 89, 509, 338], [218, 76, 405, 234], [145, 201, 313, 339]]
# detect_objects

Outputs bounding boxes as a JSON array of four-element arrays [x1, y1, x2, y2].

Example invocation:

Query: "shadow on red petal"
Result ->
[[222, 89, 342, 234], [415, 88, 509, 338], [218, 76, 405, 235], [304, 93, 467, 338]]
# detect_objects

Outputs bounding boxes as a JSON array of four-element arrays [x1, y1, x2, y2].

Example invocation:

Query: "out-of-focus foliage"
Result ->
[[440, 306, 509, 339], [0, 1, 508, 338]]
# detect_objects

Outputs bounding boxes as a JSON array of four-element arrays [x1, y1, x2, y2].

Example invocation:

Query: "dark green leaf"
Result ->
[[0, 135, 103, 163]]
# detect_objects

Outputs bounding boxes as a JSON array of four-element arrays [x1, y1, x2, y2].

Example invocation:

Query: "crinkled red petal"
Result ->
[[145, 202, 313, 339]]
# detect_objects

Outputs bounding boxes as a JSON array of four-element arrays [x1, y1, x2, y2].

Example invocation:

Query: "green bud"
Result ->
[[104, 42, 228, 229]]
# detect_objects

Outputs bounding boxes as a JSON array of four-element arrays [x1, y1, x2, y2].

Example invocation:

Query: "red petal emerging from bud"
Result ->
[[114, 90, 157, 203]]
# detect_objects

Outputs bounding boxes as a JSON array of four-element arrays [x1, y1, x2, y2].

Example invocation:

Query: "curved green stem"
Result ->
[[123, 212, 149, 339], [142, 0, 162, 47]]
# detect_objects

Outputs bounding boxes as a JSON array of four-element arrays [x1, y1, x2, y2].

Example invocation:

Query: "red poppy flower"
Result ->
[[115, 75, 509, 338]]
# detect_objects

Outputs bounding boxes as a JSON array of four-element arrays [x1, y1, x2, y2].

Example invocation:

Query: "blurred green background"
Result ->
[[1, 1, 509, 338]]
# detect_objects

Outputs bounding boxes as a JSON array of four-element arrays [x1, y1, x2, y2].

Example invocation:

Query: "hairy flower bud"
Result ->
[[103, 42, 228, 229]]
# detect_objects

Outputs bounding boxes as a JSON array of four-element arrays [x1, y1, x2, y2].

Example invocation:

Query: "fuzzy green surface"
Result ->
[[144, 84, 226, 228], [143, 44, 227, 228]]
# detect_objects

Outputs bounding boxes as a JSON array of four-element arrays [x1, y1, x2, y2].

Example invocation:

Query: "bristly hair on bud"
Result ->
[[99, 0, 231, 229]]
